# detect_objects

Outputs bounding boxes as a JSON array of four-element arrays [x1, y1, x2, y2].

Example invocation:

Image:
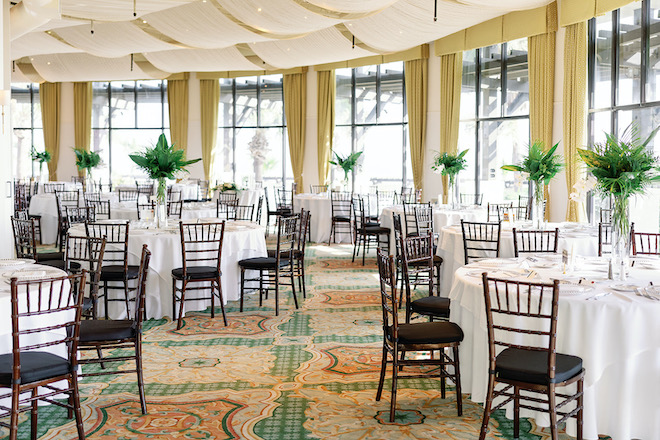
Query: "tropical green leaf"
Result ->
[[129, 134, 201, 180], [501, 165, 524, 172], [501, 140, 564, 183]]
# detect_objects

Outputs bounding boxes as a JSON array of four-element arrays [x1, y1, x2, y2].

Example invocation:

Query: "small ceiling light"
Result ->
[[142, 20, 147, 24], [90, 20, 94, 35], [133, 0, 137, 17], [47, 62, 51, 65], [257, 7, 262, 12]]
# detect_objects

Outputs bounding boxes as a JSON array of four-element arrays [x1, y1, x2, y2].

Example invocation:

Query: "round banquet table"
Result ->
[[69, 219, 267, 320], [379, 204, 486, 247], [171, 182, 199, 200], [110, 201, 218, 222], [448, 255, 660, 440], [437, 222, 599, 297], [294, 193, 352, 243]]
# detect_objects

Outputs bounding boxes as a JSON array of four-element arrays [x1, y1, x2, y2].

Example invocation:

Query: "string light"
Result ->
[[90, 20, 94, 35], [352, 35, 355, 49], [133, 0, 137, 17], [131, 53, 134, 71], [434, 0, 437, 22]]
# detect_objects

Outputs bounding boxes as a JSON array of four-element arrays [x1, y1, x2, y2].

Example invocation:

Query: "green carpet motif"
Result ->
[[5, 244, 612, 439]]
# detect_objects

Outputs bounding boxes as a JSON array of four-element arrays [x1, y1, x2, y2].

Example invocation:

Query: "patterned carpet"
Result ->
[[6, 244, 608, 439]]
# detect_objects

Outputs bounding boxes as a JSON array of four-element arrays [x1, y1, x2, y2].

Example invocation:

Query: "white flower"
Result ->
[[569, 191, 586, 203]]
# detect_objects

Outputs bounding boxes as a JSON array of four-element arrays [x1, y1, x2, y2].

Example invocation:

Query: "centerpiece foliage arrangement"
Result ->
[[30, 147, 51, 180], [329, 150, 363, 183], [577, 123, 660, 280], [432, 149, 468, 206], [129, 134, 201, 226], [214, 182, 239, 192], [502, 140, 564, 226], [74, 148, 101, 175]]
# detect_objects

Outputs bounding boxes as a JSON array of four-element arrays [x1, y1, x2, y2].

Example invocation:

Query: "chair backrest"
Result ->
[[274, 216, 298, 266], [400, 234, 434, 308], [375, 189, 396, 214], [275, 188, 293, 210], [310, 184, 328, 194], [86, 199, 111, 220], [14, 183, 30, 213], [402, 202, 429, 236], [414, 204, 434, 236], [168, 187, 182, 202], [599, 208, 613, 223], [65, 206, 96, 228], [392, 213, 404, 262], [179, 222, 225, 274], [487, 202, 513, 222], [199, 180, 210, 200], [330, 191, 353, 218], [352, 196, 367, 231], [376, 249, 399, 340], [43, 183, 65, 193], [132, 244, 151, 326], [217, 191, 239, 204], [55, 189, 80, 208], [65, 235, 106, 311], [481, 275, 561, 381], [398, 187, 417, 204], [460, 193, 484, 206], [85, 221, 130, 270], [461, 220, 502, 264], [632, 228, 660, 256], [11, 216, 37, 259], [512, 228, 559, 257], [167, 200, 184, 219], [71, 176, 84, 184], [217, 198, 238, 219], [233, 204, 255, 221], [598, 222, 612, 256], [296, 208, 311, 256], [255, 196, 264, 224], [118, 189, 139, 202], [9, 272, 86, 373], [84, 192, 102, 203], [137, 200, 155, 220], [518, 195, 529, 208], [137, 182, 154, 196]]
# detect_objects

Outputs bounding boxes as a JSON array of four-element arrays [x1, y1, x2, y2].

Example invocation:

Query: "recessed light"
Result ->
[[257, 7, 262, 12], [142, 20, 147, 24]]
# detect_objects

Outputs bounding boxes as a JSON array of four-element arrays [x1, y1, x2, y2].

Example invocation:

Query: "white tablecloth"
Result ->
[[437, 222, 599, 296], [449, 256, 660, 440], [69, 220, 267, 320], [293, 193, 352, 243], [379, 204, 486, 248], [171, 183, 199, 201], [37, 181, 82, 194]]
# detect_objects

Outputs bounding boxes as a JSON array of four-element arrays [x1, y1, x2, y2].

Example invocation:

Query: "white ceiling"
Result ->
[[10, 0, 553, 82]]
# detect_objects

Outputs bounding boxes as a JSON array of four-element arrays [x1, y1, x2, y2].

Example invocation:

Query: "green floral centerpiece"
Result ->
[[30, 147, 51, 181], [578, 123, 660, 280], [73, 148, 101, 188], [214, 182, 239, 192], [432, 149, 468, 207], [502, 140, 564, 227], [330, 150, 362, 191], [129, 134, 201, 227]]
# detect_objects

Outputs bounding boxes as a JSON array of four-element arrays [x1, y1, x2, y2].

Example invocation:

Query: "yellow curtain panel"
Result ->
[[167, 79, 189, 154], [439, 53, 463, 203], [40, 82, 61, 181], [73, 82, 92, 178], [200, 79, 220, 181], [284, 73, 307, 193], [563, 22, 588, 222], [404, 58, 428, 194], [317, 70, 335, 186], [528, 32, 556, 221]]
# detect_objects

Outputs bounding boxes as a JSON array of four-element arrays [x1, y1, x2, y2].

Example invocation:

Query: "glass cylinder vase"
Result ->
[[532, 180, 545, 229], [448, 175, 458, 210], [156, 178, 168, 228], [611, 195, 631, 281]]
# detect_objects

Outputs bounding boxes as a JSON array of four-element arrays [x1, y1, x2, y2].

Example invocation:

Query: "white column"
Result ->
[[423, 47, 442, 203], [0, 0, 15, 257]]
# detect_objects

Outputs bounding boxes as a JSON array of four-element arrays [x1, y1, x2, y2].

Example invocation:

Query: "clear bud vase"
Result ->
[[156, 178, 168, 228], [532, 180, 545, 229], [611, 195, 631, 281]]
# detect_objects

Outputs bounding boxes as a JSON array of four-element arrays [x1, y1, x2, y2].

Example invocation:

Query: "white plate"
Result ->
[[530, 261, 556, 269], [0, 259, 34, 268], [470, 258, 518, 267], [610, 284, 639, 292], [559, 284, 594, 295], [2, 270, 48, 282]]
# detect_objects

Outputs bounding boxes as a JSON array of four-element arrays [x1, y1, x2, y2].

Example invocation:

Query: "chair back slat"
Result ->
[[179, 222, 225, 271], [460, 193, 484, 206], [255, 196, 264, 224], [85, 221, 130, 268], [168, 200, 183, 219], [512, 228, 559, 257], [482, 275, 560, 379], [402, 202, 429, 237], [11, 217, 38, 259], [43, 183, 65, 193], [461, 220, 502, 264], [414, 204, 434, 236], [310, 184, 328, 194], [632, 228, 660, 256], [487, 202, 513, 222], [330, 191, 353, 218]]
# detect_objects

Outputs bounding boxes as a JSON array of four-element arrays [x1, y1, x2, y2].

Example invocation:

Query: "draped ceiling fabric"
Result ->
[[40, 82, 61, 181], [438, 52, 462, 204], [317, 70, 335, 186], [200, 79, 220, 181], [563, 22, 588, 222], [167, 79, 189, 154], [283, 72, 307, 193], [73, 81, 93, 178], [9, 0, 562, 82], [529, 32, 555, 221], [404, 58, 428, 194]]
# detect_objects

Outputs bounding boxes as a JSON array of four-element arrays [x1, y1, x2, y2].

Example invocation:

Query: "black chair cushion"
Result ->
[[37, 251, 64, 262], [433, 255, 443, 265], [238, 257, 290, 269], [333, 215, 351, 222], [40, 259, 66, 270], [80, 319, 136, 343], [267, 249, 300, 259], [0, 352, 71, 385], [495, 347, 583, 384], [411, 296, 451, 318], [389, 321, 464, 345], [364, 226, 390, 234], [100, 265, 139, 281], [171, 266, 220, 280]]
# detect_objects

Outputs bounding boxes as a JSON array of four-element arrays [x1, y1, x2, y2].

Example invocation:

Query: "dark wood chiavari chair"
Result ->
[[328, 191, 353, 245], [479, 275, 584, 440], [352, 197, 390, 265], [460, 193, 484, 206], [167, 200, 184, 219], [11, 216, 64, 268], [309, 184, 328, 194], [512, 228, 559, 257], [65, 234, 106, 319], [598, 222, 612, 257], [487, 202, 513, 222], [631, 225, 660, 256], [460, 220, 502, 264], [375, 250, 463, 422]]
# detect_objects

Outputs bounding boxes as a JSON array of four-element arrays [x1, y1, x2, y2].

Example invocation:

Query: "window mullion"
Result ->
[[612, 8, 620, 133]]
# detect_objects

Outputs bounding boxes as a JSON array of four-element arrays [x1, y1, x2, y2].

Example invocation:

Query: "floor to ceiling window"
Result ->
[[91, 80, 169, 185], [459, 38, 530, 202], [588, 0, 660, 231], [216, 75, 290, 189], [11, 83, 44, 180], [334, 62, 411, 192]]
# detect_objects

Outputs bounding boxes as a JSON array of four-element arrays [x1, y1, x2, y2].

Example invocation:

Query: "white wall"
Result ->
[[1, 0, 14, 258], [57, 81, 76, 181], [423, 48, 442, 204]]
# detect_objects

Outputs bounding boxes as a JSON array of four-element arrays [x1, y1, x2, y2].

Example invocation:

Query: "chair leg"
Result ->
[[123, 280, 130, 318], [301, 259, 307, 299], [103, 282, 109, 320], [548, 384, 558, 440], [97, 346, 105, 369], [9, 383, 19, 440], [274, 271, 280, 316], [215, 277, 227, 326], [31, 388, 38, 440], [362, 233, 367, 266], [239, 268, 245, 312], [577, 378, 584, 440], [135, 339, 147, 414], [389, 347, 399, 423], [514, 386, 520, 439], [210, 281, 215, 319], [172, 279, 178, 324], [479, 373, 496, 440], [452, 345, 462, 416], [290, 266, 299, 310], [70, 373, 86, 440], [376, 346, 388, 401], [176, 281, 187, 330]]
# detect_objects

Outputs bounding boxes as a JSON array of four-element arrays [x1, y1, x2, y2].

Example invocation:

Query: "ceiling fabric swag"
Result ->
[[29, 53, 166, 82], [11, 32, 82, 60], [284, 72, 307, 193], [144, 47, 260, 73]]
